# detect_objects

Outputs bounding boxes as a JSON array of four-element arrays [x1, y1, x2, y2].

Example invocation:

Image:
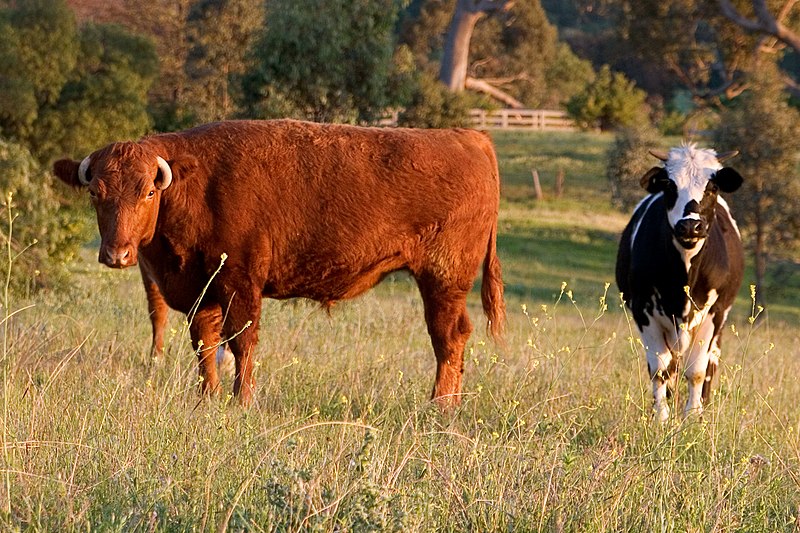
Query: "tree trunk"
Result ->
[[440, 0, 484, 91]]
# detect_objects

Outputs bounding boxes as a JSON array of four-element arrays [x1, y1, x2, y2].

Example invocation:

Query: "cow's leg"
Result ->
[[189, 304, 223, 396], [684, 316, 716, 417], [141, 266, 168, 358], [702, 335, 721, 403], [218, 286, 262, 407], [640, 321, 675, 423], [416, 278, 473, 409]]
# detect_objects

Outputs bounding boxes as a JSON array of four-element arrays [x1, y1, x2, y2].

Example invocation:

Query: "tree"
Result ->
[[184, 0, 264, 123], [606, 123, 662, 211], [0, 0, 158, 162], [614, 0, 800, 106], [239, 0, 408, 123], [566, 65, 648, 130], [35, 23, 159, 162], [402, 0, 593, 108], [0, 0, 79, 146], [713, 60, 800, 303], [0, 139, 89, 291], [439, 0, 512, 93], [718, 0, 800, 54]]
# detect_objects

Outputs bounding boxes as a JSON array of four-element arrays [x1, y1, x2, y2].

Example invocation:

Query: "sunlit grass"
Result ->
[[2, 130, 798, 529], [2, 252, 799, 530]]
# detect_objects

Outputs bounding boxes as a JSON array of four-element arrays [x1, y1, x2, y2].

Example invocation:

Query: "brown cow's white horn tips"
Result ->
[[717, 150, 739, 162], [78, 156, 92, 185], [156, 156, 172, 190], [648, 149, 669, 161]]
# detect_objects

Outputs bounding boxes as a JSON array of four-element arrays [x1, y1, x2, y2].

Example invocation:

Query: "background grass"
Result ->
[[2, 130, 799, 531]]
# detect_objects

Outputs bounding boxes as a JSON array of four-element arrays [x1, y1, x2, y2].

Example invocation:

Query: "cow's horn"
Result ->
[[648, 149, 669, 161], [156, 156, 172, 190], [717, 150, 739, 162], [78, 156, 92, 185]]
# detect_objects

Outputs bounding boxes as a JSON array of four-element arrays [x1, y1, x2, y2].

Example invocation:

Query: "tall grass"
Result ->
[[2, 256, 799, 530], [2, 130, 799, 529]]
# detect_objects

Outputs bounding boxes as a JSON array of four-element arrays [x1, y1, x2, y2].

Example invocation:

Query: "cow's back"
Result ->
[[150, 120, 500, 303]]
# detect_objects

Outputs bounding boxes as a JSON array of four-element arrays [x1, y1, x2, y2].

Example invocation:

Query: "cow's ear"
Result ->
[[640, 166, 669, 193], [52, 159, 83, 188], [165, 154, 200, 184], [712, 167, 743, 193]]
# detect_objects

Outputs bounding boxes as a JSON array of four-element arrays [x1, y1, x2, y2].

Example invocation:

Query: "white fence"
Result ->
[[379, 108, 577, 130], [468, 109, 576, 130]]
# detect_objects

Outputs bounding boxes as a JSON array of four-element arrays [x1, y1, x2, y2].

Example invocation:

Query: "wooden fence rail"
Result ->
[[468, 109, 577, 130], [378, 109, 577, 130]]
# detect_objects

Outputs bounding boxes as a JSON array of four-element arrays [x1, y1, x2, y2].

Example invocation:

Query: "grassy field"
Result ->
[[2, 130, 800, 531]]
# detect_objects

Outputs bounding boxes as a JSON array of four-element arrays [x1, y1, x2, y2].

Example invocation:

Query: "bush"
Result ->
[[567, 65, 648, 131], [606, 123, 662, 212], [0, 139, 88, 292], [397, 74, 473, 128]]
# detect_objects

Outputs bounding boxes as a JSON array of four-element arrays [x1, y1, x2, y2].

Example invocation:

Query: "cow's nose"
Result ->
[[675, 218, 707, 240], [99, 245, 136, 268]]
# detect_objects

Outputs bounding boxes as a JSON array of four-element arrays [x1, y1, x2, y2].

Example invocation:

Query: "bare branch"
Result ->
[[471, 0, 514, 14], [465, 77, 524, 108], [719, 0, 800, 54], [718, 0, 764, 31]]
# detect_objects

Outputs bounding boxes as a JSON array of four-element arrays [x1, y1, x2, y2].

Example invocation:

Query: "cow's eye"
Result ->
[[147, 190, 156, 199], [89, 190, 97, 200]]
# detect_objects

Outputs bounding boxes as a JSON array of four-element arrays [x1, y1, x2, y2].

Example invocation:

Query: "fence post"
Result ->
[[531, 168, 544, 200], [554, 168, 564, 198]]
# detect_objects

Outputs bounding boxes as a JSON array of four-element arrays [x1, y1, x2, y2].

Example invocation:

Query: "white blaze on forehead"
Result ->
[[664, 143, 723, 229]]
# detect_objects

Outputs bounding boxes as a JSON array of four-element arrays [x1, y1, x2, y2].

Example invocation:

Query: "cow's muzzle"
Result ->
[[674, 218, 707, 247], [99, 244, 137, 268]]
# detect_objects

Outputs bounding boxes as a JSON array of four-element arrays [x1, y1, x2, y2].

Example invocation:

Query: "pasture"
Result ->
[[2, 131, 800, 530]]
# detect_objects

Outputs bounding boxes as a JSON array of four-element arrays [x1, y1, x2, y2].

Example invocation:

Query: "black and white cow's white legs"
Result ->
[[684, 317, 717, 417], [702, 336, 721, 403], [641, 324, 677, 423]]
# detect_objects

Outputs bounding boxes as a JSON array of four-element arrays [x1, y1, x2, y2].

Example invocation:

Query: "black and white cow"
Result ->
[[616, 144, 744, 422]]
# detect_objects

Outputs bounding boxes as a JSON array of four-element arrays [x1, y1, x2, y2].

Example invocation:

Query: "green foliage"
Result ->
[[545, 43, 596, 106], [0, 139, 88, 292], [401, 0, 593, 108], [35, 23, 159, 162], [239, 0, 408, 123], [480, 0, 592, 107], [567, 65, 648, 131], [605, 123, 662, 211], [713, 60, 800, 282], [185, 0, 264, 123], [0, 0, 157, 162], [0, 0, 78, 144], [397, 72, 473, 128]]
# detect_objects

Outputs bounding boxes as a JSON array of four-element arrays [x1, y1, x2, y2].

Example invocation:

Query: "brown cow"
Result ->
[[53, 119, 505, 407], [141, 262, 234, 373]]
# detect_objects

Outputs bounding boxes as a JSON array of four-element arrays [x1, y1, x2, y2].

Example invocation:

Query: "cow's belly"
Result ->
[[263, 251, 409, 304], [140, 256, 209, 314]]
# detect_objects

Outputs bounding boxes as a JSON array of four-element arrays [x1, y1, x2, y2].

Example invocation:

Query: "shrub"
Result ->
[[0, 139, 88, 292], [567, 65, 648, 131], [397, 73, 473, 128], [605, 123, 662, 212]]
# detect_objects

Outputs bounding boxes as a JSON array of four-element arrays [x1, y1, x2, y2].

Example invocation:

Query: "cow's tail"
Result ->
[[481, 217, 506, 340]]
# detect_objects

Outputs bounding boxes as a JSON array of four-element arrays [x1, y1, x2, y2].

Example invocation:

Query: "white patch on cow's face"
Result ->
[[664, 145, 721, 227], [662, 145, 723, 262]]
